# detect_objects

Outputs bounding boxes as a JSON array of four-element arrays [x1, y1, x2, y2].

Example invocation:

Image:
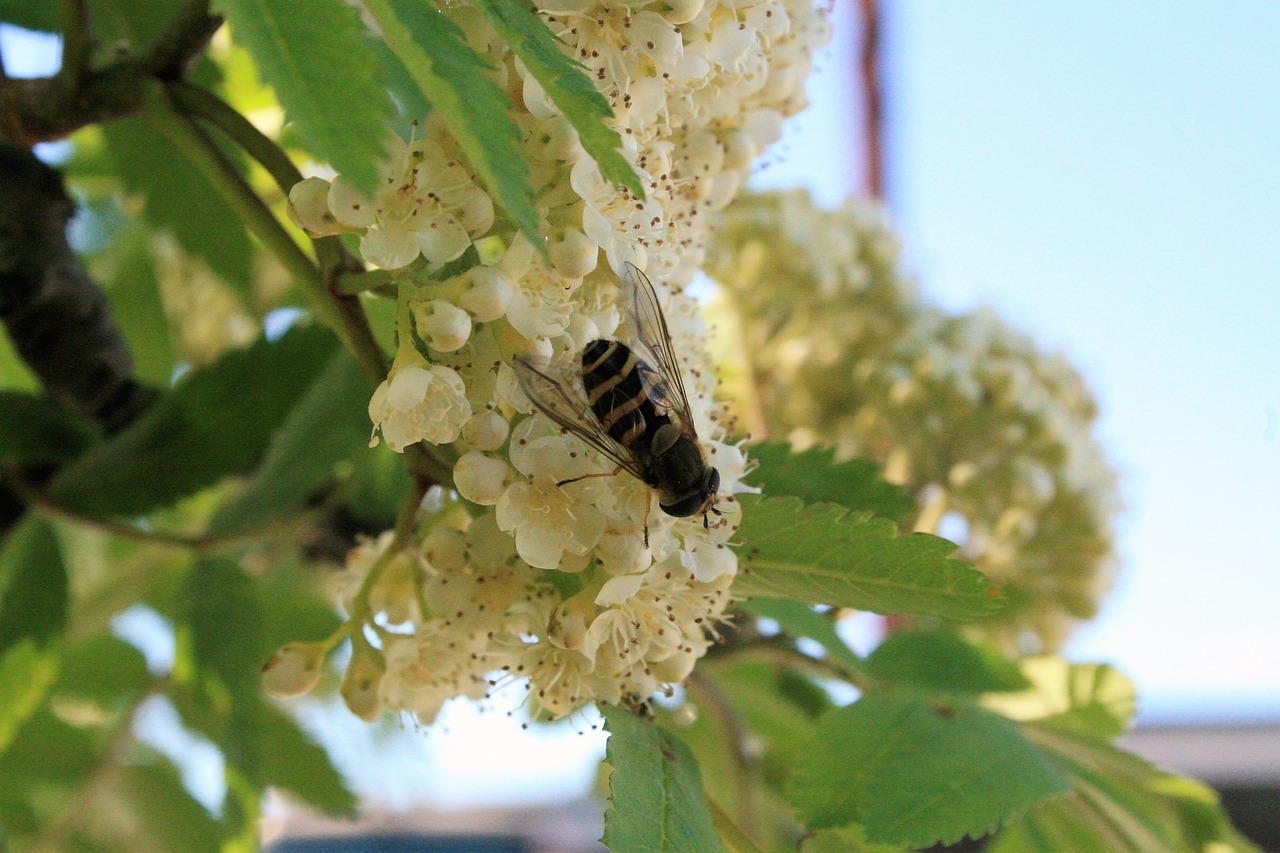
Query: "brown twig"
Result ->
[[859, 0, 886, 200], [0, 0, 220, 145]]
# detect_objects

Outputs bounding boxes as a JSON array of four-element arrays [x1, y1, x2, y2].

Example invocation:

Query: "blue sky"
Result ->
[[759, 3, 1280, 722], [887, 2, 1280, 721]]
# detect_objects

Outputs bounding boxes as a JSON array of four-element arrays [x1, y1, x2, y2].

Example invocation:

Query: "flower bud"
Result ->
[[660, 0, 704, 24], [262, 641, 326, 698], [414, 299, 472, 352], [459, 266, 514, 322], [287, 177, 343, 236], [550, 228, 599, 279], [341, 642, 386, 722], [461, 409, 510, 451], [420, 525, 468, 572], [453, 451, 509, 505]]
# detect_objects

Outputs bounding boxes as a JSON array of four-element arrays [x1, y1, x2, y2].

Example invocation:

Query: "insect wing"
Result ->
[[511, 354, 647, 481], [620, 263, 697, 435]]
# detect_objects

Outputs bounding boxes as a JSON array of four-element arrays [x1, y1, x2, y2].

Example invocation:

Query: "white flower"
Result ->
[[524, 644, 612, 717], [287, 177, 348, 237], [496, 474, 608, 570], [301, 0, 834, 723], [369, 351, 472, 451], [341, 641, 387, 722], [380, 627, 494, 725], [500, 235, 581, 340], [570, 156, 663, 274], [325, 138, 494, 270], [542, 3, 684, 94], [549, 227, 600, 279]]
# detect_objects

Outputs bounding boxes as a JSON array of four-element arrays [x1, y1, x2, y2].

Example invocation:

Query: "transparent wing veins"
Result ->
[[511, 354, 647, 481], [621, 263, 697, 437]]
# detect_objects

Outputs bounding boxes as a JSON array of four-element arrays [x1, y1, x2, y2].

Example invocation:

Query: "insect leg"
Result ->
[[556, 465, 624, 488]]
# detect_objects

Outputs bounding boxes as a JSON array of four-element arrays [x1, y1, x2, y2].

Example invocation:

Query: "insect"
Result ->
[[513, 263, 721, 544]]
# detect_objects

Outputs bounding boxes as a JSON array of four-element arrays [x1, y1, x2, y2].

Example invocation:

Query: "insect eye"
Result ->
[[704, 467, 720, 496], [660, 493, 705, 518]]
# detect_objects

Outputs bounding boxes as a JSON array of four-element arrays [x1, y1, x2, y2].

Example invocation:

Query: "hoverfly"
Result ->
[[512, 263, 720, 544]]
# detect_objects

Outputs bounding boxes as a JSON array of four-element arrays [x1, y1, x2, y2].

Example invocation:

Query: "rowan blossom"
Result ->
[[281, 0, 831, 722], [708, 189, 1118, 653], [367, 347, 471, 452]]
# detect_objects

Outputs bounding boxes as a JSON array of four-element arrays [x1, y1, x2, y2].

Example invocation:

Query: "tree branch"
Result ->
[[0, 1, 220, 145], [0, 143, 155, 432], [57, 0, 93, 93]]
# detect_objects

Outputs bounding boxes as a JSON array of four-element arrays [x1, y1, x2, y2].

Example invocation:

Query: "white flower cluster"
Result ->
[[707, 189, 1119, 654], [281, 2, 830, 721]]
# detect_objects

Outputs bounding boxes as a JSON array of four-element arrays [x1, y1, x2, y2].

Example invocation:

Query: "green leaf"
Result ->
[[103, 117, 255, 294], [371, 37, 433, 127], [0, 325, 39, 391], [800, 827, 907, 853], [749, 442, 915, 523], [790, 693, 1070, 847], [100, 225, 177, 385], [986, 723, 1260, 853], [601, 705, 725, 853], [0, 391, 98, 465], [48, 324, 340, 517], [120, 758, 224, 853], [1156, 775, 1261, 853], [983, 656, 1138, 740], [364, 0, 542, 250], [0, 517, 69, 651], [212, 0, 393, 196], [710, 662, 828, 782], [209, 350, 372, 537], [472, 0, 641, 196], [0, 0, 60, 31], [865, 629, 1030, 696], [54, 634, 150, 709], [262, 705, 357, 816], [183, 557, 266, 777], [733, 496, 1005, 620], [258, 562, 343, 654], [336, 440, 414, 528], [738, 598, 864, 676], [92, 0, 189, 47], [0, 710, 98, 837], [0, 640, 59, 754]]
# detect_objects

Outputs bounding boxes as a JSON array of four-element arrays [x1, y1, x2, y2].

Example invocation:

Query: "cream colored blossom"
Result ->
[[294, 137, 494, 270], [368, 350, 471, 452], [709, 189, 1117, 653], [293, 0, 829, 722]]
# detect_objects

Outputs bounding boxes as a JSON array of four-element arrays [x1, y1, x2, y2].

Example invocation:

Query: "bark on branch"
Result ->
[[0, 142, 155, 432], [0, 1, 221, 145]]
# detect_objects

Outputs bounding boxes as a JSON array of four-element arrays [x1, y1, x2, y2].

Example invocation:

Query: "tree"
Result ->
[[0, 1, 1257, 851]]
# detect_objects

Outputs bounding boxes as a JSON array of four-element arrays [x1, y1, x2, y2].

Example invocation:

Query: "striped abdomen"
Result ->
[[580, 339, 666, 457]]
